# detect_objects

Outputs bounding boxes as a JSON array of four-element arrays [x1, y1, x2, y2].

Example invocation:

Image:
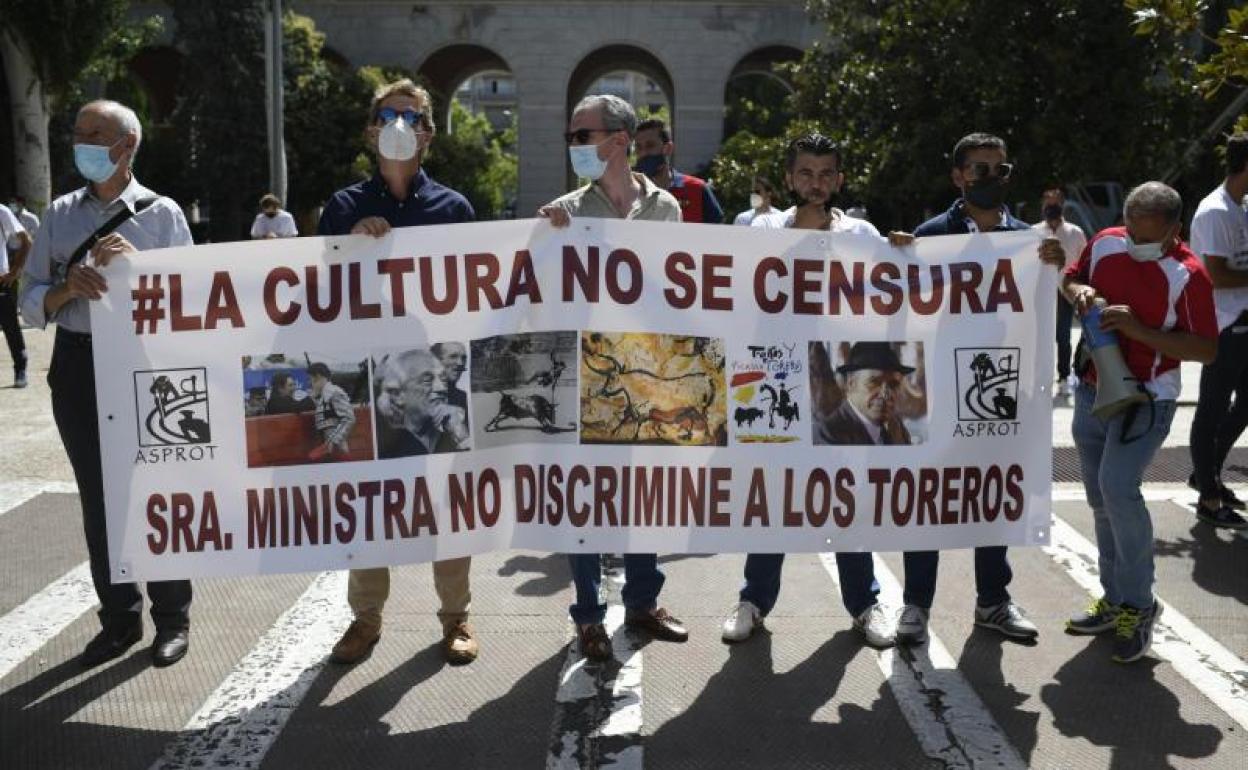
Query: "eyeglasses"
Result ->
[[564, 128, 615, 145], [376, 107, 424, 127], [962, 161, 1014, 180]]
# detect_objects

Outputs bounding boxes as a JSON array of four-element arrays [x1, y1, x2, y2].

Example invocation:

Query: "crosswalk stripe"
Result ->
[[547, 568, 644, 770], [0, 562, 96, 681], [820, 553, 1028, 770], [1044, 514, 1248, 730], [0, 480, 78, 519], [148, 571, 351, 770]]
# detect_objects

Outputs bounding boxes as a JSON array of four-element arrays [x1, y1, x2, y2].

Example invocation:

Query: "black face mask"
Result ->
[[964, 177, 1008, 210], [1043, 204, 1063, 221]]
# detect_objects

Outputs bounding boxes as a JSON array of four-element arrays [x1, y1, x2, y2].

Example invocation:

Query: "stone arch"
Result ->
[[416, 43, 514, 131], [566, 43, 675, 123], [564, 44, 675, 184], [722, 44, 803, 138]]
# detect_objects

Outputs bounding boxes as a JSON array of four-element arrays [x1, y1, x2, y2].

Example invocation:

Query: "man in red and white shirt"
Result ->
[[1060, 181, 1218, 664]]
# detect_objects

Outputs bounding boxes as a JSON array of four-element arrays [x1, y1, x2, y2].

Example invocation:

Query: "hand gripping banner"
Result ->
[[90, 218, 1055, 581]]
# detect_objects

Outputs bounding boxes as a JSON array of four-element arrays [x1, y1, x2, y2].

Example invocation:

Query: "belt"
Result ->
[[55, 327, 93, 349]]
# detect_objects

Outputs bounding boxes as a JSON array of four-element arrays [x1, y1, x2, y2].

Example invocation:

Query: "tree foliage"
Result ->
[[423, 99, 518, 219], [0, 0, 129, 93], [710, 0, 1205, 230], [1127, 0, 1248, 134]]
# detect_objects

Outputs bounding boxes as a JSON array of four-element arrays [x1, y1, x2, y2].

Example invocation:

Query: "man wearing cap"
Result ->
[[816, 342, 914, 445]]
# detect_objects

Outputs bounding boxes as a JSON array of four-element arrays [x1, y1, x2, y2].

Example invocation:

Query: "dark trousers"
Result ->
[[49, 331, 191, 632], [568, 553, 664, 625], [739, 552, 879, 617], [902, 546, 1012, 609], [1056, 292, 1074, 380], [0, 285, 26, 374], [1190, 316, 1248, 499]]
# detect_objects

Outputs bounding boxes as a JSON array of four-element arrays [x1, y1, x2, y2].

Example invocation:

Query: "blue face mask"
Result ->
[[633, 153, 666, 178], [73, 142, 120, 183], [569, 142, 608, 180]]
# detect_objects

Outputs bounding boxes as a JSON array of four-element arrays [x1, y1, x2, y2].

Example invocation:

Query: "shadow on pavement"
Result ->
[[266, 643, 564, 768], [1153, 523, 1248, 607], [955, 625, 1041, 764], [646, 630, 928, 769], [1040, 638, 1221, 769], [496, 553, 569, 597], [0, 649, 169, 769]]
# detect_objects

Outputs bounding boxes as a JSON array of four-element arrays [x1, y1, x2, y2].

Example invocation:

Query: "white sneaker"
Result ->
[[895, 604, 929, 646], [1056, 380, 1070, 397], [721, 601, 763, 642], [852, 603, 896, 648]]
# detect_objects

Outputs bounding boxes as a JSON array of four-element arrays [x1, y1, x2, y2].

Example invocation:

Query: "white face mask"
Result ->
[[749, 193, 765, 210], [378, 118, 419, 161], [1125, 233, 1168, 262], [569, 141, 609, 180]]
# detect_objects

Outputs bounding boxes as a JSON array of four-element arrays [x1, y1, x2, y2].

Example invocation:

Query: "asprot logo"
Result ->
[[133, 368, 212, 447], [954, 348, 1021, 426]]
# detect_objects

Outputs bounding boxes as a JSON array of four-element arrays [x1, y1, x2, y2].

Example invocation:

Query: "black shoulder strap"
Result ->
[[67, 195, 159, 268]]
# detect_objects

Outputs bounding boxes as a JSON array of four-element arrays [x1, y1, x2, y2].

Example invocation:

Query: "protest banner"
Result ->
[[89, 218, 1055, 581]]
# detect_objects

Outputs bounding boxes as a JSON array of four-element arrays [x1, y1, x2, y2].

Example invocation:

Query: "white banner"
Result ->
[[90, 219, 1055, 582]]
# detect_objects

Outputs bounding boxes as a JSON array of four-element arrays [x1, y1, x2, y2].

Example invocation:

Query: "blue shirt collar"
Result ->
[[366, 168, 429, 203]]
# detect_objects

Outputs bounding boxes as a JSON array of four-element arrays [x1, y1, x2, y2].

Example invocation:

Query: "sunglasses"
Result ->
[[563, 128, 616, 145], [376, 107, 424, 127], [962, 161, 1014, 180]]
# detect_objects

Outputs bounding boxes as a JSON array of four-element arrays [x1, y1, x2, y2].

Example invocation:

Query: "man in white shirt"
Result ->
[[1188, 132, 1248, 529], [750, 134, 880, 237], [1033, 186, 1088, 397], [8, 195, 40, 237], [0, 202, 32, 387], [249, 193, 298, 239], [732, 175, 780, 226]]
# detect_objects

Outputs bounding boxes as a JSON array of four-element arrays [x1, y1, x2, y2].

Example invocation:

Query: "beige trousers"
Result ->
[[347, 557, 472, 628]]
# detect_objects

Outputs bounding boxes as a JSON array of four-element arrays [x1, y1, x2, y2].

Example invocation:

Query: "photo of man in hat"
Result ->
[[812, 341, 923, 446]]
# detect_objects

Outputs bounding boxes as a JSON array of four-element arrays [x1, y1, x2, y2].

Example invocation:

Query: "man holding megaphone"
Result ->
[[1060, 182, 1218, 664]]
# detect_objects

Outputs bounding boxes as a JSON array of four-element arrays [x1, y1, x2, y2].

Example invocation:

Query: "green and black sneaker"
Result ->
[[1111, 600, 1163, 664], [1066, 597, 1120, 635]]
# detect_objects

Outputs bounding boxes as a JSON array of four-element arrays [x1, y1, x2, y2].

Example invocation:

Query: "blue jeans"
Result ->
[[739, 552, 879, 617], [567, 553, 664, 625], [901, 546, 1012, 610], [1072, 383, 1175, 609]]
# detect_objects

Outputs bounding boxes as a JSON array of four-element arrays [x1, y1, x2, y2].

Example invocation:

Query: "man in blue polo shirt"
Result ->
[[889, 132, 1064, 646], [317, 78, 479, 668]]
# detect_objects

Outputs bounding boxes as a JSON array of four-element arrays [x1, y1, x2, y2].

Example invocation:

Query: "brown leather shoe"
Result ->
[[331, 619, 380, 664], [624, 606, 688, 642], [442, 620, 479, 665]]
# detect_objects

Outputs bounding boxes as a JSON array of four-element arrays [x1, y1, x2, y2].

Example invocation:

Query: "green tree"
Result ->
[[0, 0, 134, 209], [771, 0, 1202, 229], [282, 11, 372, 221], [423, 99, 518, 220], [171, 0, 268, 241]]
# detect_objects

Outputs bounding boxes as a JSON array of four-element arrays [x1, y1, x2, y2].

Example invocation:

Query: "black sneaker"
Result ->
[[1195, 503, 1248, 530], [1066, 597, 1120, 635], [1221, 486, 1246, 511], [1112, 600, 1162, 664], [1188, 474, 1246, 511]]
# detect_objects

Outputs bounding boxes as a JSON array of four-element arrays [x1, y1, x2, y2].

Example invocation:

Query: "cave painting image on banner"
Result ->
[[242, 352, 375, 467], [579, 331, 727, 446], [809, 341, 928, 447], [730, 342, 805, 443], [470, 331, 578, 448]]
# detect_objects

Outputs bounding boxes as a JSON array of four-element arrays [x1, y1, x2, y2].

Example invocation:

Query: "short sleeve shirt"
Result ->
[[1189, 184, 1248, 330], [1064, 226, 1218, 399]]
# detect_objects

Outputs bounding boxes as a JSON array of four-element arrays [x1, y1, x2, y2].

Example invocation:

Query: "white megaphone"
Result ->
[[1083, 300, 1150, 419]]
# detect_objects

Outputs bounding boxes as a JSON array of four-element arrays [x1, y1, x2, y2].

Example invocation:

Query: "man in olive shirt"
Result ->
[[538, 94, 685, 662]]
